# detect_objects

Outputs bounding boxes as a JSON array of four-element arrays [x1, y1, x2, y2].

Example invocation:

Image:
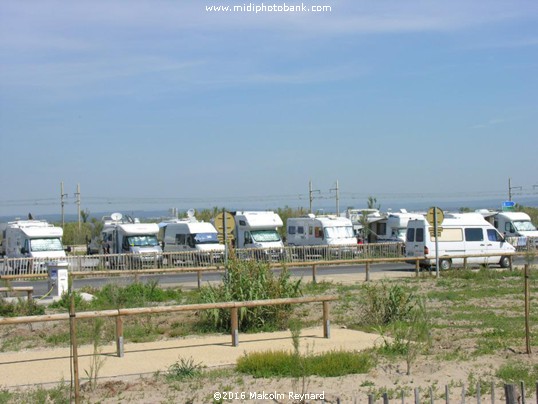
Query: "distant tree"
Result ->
[[80, 209, 90, 223], [367, 196, 381, 210], [459, 207, 472, 213]]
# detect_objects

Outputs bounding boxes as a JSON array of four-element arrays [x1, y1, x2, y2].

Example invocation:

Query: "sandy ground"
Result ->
[[2, 268, 536, 402], [0, 327, 384, 388]]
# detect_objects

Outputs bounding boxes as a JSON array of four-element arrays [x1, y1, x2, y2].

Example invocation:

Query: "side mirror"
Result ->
[[66, 246, 72, 253], [21, 247, 28, 254]]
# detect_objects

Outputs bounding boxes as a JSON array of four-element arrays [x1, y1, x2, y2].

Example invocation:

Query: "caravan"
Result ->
[[405, 213, 515, 270], [159, 211, 225, 265], [481, 211, 538, 248]]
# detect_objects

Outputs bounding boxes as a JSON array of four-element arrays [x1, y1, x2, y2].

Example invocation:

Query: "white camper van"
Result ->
[[1, 220, 67, 273], [286, 214, 356, 257], [88, 213, 162, 268], [372, 210, 424, 243], [405, 213, 515, 270], [492, 212, 538, 247], [233, 211, 285, 260], [159, 214, 225, 264]]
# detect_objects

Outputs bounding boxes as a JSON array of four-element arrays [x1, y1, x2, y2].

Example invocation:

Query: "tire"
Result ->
[[439, 259, 451, 271], [499, 256, 510, 269]]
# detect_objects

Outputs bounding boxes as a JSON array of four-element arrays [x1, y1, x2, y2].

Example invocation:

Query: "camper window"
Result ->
[[30, 238, 63, 252], [193, 233, 219, 244], [314, 227, 323, 238], [465, 228, 484, 242], [251, 230, 280, 243], [513, 220, 537, 231], [416, 228, 424, 242], [297, 226, 304, 234], [406, 228, 415, 242], [288, 226, 296, 235], [176, 234, 186, 245]]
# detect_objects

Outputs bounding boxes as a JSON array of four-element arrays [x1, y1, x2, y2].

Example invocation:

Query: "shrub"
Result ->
[[167, 357, 204, 381], [0, 297, 45, 317], [236, 350, 375, 378], [199, 259, 301, 332], [359, 282, 417, 326]]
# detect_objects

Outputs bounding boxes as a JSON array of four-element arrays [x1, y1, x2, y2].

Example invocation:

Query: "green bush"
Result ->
[[359, 282, 417, 326], [199, 259, 301, 332], [0, 298, 45, 317], [496, 362, 538, 387], [236, 349, 375, 377]]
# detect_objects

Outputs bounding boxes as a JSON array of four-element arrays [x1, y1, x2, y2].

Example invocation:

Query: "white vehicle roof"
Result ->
[[116, 223, 159, 236], [7, 220, 63, 238], [235, 211, 283, 228], [288, 215, 353, 227], [161, 221, 218, 233], [496, 211, 532, 221], [412, 212, 492, 227]]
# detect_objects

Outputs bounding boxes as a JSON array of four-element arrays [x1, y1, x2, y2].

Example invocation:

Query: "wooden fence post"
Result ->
[[445, 384, 449, 404], [382, 392, 389, 403], [524, 264, 531, 354], [116, 315, 124, 358], [323, 301, 330, 338], [414, 387, 420, 404], [477, 382, 481, 404], [461, 384, 465, 403], [491, 381, 495, 403], [415, 259, 420, 277], [312, 264, 317, 284], [520, 381, 525, 404], [69, 294, 80, 404], [504, 384, 517, 404], [367, 394, 374, 404], [365, 262, 370, 282], [230, 307, 239, 347], [197, 270, 202, 290]]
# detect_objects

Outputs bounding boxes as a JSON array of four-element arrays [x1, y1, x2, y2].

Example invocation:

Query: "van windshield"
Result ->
[[126, 235, 159, 247], [324, 226, 354, 240], [513, 220, 537, 231], [194, 233, 219, 244], [30, 238, 63, 252], [251, 230, 281, 243]]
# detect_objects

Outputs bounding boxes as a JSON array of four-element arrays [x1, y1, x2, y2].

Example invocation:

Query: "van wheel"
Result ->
[[499, 256, 510, 269], [439, 259, 451, 271]]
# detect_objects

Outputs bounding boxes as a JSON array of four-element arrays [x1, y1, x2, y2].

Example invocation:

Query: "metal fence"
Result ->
[[0, 243, 406, 276]]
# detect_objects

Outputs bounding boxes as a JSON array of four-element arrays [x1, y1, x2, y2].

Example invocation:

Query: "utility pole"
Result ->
[[330, 180, 340, 216], [74, 184, 81, 231], [508, 178, 522, 201], [308, 180, 320, 214], [60, 182, 68, 228]]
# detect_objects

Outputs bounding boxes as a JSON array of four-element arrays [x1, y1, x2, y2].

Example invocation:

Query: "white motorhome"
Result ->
[[344, 208, 382, 242], [405, 213, 515, 270], [1, 220, 67, 272], [159, 214, 225, 264], [491, 212, 538, 247], [371, 210, 425, 243], [287, 214, 357, 258], [287, 214, 356, 247], [88, 213, 162, 268], [233, 211, 284, 260]]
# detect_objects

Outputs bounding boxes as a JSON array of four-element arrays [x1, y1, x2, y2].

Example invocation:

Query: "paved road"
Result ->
[[11, 262, 414, 296]]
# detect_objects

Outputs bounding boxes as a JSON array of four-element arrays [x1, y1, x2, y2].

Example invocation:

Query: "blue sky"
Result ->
[[1, 0, 537, 217]]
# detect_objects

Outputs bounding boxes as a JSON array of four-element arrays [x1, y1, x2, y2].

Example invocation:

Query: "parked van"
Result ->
[[405, 213, 515, 270], [159, 215, 225, 264]]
